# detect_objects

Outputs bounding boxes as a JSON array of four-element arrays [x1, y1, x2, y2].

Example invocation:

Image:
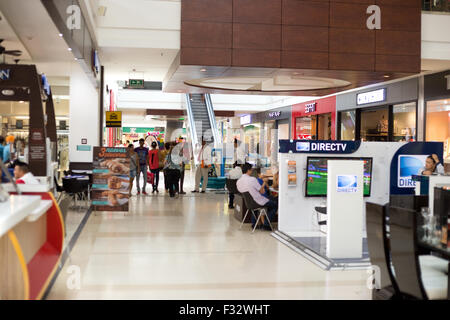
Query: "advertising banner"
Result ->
[[92, 147, 130, 212]]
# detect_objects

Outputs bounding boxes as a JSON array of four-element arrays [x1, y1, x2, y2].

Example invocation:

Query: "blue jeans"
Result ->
[[136, 165, 147, 192], [252, 199, 277, 227]]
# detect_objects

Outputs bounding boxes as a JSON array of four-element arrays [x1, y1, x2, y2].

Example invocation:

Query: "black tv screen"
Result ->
[[306, 157, 373, 197]]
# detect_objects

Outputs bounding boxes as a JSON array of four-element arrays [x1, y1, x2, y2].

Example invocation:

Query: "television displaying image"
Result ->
[[306, 157, 373, 197]]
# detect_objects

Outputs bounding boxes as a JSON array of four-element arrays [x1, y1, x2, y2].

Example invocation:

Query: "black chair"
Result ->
[[366, 202, 401, 300], [389, 206, 430, 300], [240, 192, 273, 233], [62, 178, 88, 211], [314, 206, 327, 226]]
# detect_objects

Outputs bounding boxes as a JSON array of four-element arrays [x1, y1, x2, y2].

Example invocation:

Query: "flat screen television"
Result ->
[[305, 157, 373, 197]]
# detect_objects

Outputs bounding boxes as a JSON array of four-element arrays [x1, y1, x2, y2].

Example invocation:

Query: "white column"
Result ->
[[69, 62, 100, 164]]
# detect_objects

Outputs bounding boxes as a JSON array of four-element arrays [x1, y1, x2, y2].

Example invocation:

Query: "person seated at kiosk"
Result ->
[[236, 163, 277, 230], [419, 154, 445, 176], [14, 161, 40, 184]]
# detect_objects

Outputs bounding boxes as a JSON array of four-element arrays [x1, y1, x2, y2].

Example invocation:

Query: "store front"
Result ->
[[292, 96, 336, 140], [336, 78, 419, 142], [424, 70, 450, 170], [240, 106, 291, 167], [122, 127, 166, 146]]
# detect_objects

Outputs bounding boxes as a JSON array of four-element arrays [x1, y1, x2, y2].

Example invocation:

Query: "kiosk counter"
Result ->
[[0, 184, 64, 300]]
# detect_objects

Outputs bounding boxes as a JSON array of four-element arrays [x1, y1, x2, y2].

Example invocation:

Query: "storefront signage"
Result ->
[[81, 138, 87, 145], [397, 155, 429, 188], [357, 88, 386, 105], [279, 140, 361, 154], [106, 111, 122, 127], [305, 103, 317, 114], [337, 175, 358, 193], [240, 114, 252, 125], [128, 79, 144, 89], [0, 69, 11, 80], [92, 147, 130, 212], [268, 111, 281, 118]]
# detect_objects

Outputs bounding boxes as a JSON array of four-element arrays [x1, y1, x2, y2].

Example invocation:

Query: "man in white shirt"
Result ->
[[227, 162, 243, 209], [14, 162, 40, 184], [192, 138, 213, 193], [236, 163, 277, 230]]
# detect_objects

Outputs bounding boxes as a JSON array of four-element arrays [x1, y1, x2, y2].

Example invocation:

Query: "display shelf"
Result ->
[[0, 196, 41, 238]]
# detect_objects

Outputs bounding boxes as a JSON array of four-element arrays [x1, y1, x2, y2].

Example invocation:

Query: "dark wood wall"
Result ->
[[180, 0, 421, 73]]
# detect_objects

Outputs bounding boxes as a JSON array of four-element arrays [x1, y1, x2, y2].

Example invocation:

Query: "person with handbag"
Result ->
[[192, 138, 212, 194], [164, 142, 181, 198], [159, 142, 171, 193], [148, 141, 160, 193]]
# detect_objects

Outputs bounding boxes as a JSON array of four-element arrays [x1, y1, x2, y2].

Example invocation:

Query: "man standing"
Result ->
[[192, 138, 212, 193], [134, 138, 149, 195], [178, 137, 191, 195]]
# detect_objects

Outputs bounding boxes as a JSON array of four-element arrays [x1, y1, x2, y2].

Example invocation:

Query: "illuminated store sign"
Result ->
[[240, 114, 252, 125], [305, 103, 316, 114], [357, 88, 386, 105], [0, 69, 11, 80], [268, 111, 281, 118]]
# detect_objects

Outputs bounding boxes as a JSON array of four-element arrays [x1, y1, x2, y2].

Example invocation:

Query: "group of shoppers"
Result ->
[[128, 137, 192, 198]]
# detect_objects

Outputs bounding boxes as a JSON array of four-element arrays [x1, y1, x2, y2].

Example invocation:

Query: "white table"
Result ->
[[0, 195, 41, 238]]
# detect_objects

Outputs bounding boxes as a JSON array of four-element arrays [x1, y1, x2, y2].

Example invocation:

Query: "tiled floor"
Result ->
[[47, 171, 371, 300]]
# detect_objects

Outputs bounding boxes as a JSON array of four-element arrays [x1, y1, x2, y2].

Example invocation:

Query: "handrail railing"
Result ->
[[185, 93, 199, 165], [204, 93, 220, 148], [422, 0, 450, 13]]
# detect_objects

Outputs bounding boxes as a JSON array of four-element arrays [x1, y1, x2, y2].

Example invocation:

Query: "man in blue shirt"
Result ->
[[134, 138, 149, 195]]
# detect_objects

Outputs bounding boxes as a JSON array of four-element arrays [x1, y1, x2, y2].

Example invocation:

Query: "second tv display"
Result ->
[[306, 157, 373, 197]]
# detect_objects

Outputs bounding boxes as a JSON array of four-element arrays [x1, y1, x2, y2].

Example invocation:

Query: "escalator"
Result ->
[[185, 93, 219, 151]]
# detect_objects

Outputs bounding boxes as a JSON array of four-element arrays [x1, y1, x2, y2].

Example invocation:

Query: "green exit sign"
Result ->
[[128, 79, 144, 89]]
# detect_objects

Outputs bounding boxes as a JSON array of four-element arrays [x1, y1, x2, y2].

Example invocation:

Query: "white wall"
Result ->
[[69, 62, 100, 163]]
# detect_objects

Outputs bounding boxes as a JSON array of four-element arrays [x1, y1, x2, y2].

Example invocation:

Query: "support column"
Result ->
[[165, 120, 184, 142], [417, 75, 425, 142]]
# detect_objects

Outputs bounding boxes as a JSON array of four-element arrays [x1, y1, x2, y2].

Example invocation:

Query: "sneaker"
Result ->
[[137, 191, 141, 195], [200, 191, 206, 193], [192, 190, 199, 193], [228, 205, 234, 209], [143, 191, 148, 195], [180, 191, 186, 195]]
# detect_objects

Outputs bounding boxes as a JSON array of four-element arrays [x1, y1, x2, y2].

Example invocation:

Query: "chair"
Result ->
[[225, 178, 239, 194], [366, 202, 401, 300], [240, 192, 273, 233], [389, 206, 448, 300], [314, 206, 327, 226], [62, 178, 88, 211]]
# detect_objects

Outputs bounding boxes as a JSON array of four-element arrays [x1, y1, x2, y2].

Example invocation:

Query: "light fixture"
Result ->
[[74, 58, 78, 61], [383, 75, 390, 78], [58, 33, 63, 37], [68, 48, 72, 51], [19, 101, 24, 104], [200, 68, 206, 72]]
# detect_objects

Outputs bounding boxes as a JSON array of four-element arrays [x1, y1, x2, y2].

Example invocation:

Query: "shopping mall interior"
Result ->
[[0, 0, 449, 305]]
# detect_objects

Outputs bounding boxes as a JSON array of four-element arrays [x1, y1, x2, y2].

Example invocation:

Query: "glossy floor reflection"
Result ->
[[47, 172, 371, 300]]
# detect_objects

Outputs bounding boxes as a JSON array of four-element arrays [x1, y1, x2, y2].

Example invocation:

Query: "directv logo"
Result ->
[[296, 142, 310, 152], [337, 175, 358, 193], [398, 155, 428, 188]]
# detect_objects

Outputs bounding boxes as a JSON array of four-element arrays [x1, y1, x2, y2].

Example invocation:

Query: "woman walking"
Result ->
[[160, 142, 171, 193], [148, 141, 160, 193], [164, 142, 182, 198], [128, 144, 139, 196]]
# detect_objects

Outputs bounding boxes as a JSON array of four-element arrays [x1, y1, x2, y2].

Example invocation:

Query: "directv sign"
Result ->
[[0, 69, 11, 80], [279, 140, 361, 154], [337, 175, 358, 193], [397, 155, 428, 188], [357, 88, 386, 105]]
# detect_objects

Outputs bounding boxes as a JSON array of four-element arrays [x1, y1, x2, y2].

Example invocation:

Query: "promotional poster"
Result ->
[[92, 147, 130, 212]]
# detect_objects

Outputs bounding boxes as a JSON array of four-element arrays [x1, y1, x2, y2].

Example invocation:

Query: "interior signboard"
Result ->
[[106, 111, 122, 128], [92, 147, 130, 212]]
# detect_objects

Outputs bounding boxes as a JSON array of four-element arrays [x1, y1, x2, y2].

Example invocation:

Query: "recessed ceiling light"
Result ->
[[68, 48, 72, 51], [384, 75, 390, 78], [74, 58, 78, 61], [58, 33, 63, 37], [19, 101, 24, 103], [200, 68, 206, 72]]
